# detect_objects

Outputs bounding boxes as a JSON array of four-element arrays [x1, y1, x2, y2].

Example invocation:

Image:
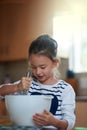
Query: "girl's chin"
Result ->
[[37, 77, 45, 82]]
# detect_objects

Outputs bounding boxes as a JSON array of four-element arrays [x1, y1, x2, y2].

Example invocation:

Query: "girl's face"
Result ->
[[29, 54, 58, 84]]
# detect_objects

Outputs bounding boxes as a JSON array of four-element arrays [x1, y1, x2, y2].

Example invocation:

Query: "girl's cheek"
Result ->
[[32, 69, 35, 74]]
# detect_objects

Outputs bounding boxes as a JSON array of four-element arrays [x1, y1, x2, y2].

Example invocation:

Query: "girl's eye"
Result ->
[[41, 66, 46, 69], [31, 65, 46, 70], [31, 66, 36, 69]]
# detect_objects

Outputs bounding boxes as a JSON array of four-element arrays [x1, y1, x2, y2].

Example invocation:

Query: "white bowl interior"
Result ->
[[5, 95, 52, 126]]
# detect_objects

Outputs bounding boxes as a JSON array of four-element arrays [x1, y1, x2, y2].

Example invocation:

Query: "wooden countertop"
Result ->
[[0, 116, 12, 126]]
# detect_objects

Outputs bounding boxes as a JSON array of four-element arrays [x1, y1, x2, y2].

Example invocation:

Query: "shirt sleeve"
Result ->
[[61, 84, 76, 130]]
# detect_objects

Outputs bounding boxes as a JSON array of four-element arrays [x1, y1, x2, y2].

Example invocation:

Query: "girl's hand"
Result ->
[[33, 110, 55, 126], [17, 77, 32, 91]]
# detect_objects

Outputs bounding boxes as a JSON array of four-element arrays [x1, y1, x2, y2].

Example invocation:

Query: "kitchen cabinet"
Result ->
[[0, 2, 52, 62], [0, 39, 28, 62], [0, 6, 9, 61], [0, 4, 29, 62], [0, 44, 9, 62], [0, 33, 29, 62]]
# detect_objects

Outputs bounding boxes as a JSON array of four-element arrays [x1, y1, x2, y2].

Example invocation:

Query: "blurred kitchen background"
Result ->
[[0, 0, 87, 96], [0, 0, 87, 128]]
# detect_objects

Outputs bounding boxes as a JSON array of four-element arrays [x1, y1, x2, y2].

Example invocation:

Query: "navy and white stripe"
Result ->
[[27, 79, 76, 130], [27, 79, 76, 125]]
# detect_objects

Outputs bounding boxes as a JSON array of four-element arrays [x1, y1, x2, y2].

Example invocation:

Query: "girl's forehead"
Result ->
[[29, 54, 49, 60], [29, 54, 53, 64]]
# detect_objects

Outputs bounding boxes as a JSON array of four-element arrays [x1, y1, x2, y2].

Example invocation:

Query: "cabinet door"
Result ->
[[8, 38, 29, 61], [0, 3, 52, 62], [0, 4, 30, 61], [0, 5, 9, 61]]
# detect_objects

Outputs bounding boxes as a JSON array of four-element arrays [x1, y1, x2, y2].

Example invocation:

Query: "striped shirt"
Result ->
[[27, 79, 76, 130]]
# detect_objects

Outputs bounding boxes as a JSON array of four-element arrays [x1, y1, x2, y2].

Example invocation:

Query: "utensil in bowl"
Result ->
[[22, 71, 32, 95]]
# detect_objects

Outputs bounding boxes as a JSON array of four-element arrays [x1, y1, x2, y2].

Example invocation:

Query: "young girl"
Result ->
[[0, 34, 76, 130]]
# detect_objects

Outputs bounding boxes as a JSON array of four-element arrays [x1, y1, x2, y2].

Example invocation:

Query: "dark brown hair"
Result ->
[[28, 34, 58, 61]]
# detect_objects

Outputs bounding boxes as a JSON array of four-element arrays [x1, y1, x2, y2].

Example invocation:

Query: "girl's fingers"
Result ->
[[43, 110, 50, 115], [19, 77, 32, 90]]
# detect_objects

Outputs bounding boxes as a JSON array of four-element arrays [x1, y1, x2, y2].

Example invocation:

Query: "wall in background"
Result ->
[[0, 60, 28, 84]]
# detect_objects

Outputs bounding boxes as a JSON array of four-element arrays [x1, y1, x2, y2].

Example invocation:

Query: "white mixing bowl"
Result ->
[[5, 95, 52, 126]]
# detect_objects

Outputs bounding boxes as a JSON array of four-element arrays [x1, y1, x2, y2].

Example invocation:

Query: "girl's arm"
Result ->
[[0, 77, 32, 96], [0, 82, 20, 96]]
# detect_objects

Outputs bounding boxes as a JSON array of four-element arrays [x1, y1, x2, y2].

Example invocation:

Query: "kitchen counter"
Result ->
[[75, 98, 87, 127], [0, 116, 12, 127], [0, 126, 56, 130], [0, 116, 56, 130], [76, 96, 87, 102]]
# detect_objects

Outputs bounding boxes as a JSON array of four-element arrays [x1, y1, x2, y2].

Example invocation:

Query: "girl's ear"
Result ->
[[53, 59, 60, 67]]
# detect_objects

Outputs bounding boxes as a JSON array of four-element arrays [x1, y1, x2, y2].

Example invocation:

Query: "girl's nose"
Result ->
[[36, 68, 41, 75]]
